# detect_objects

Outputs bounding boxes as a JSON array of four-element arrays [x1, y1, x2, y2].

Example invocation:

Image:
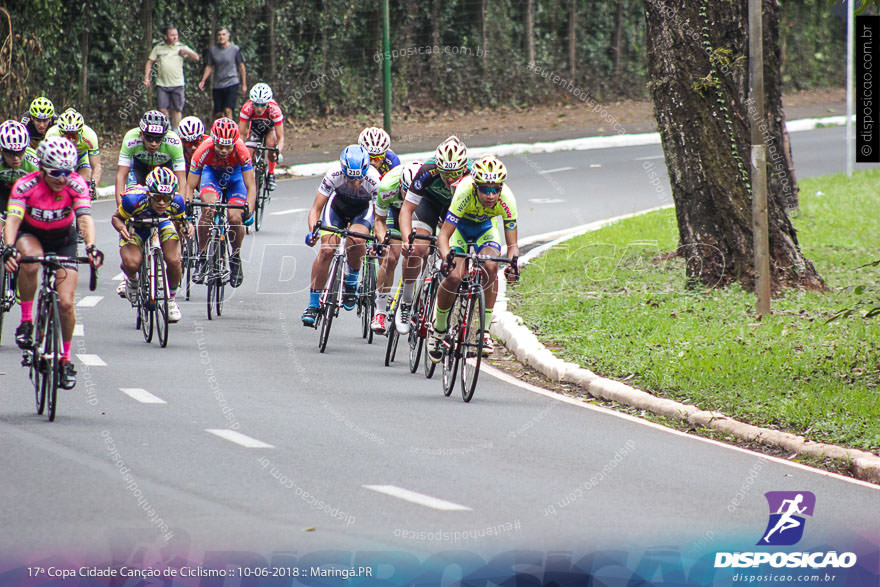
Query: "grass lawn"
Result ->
[[509, 169, 880, 453]]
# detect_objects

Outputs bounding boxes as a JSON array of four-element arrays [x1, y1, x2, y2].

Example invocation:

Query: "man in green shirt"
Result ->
[[145, 26, 200, 129]]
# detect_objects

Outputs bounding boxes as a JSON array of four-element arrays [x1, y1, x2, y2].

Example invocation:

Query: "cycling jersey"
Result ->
[[239, 99, 283, 138], [20, 113, 56, 147], [0, 150, 39, 210], [189, 137, 253, 175], [117, 184, 186, 247], [444, 176, 518, 253], [7, 171, 92, 237], [404, 158, 471, 209], [182, 134, 209, 173], [318, 161, 380, 217], [117, 127, 186, 172], [375, 165, 404, 216], [45, 123, 100, 167], [374, 150, 401, 177]]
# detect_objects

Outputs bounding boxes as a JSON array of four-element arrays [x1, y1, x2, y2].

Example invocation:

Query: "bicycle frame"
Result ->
[[192, 200, 247, 319], [129, 218, 171, 347]]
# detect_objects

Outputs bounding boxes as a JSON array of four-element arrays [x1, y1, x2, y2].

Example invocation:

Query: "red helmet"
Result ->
[[211, 117, 239, 146]]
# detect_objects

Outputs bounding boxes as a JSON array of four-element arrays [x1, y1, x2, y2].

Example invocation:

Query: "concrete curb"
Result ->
[[283, 114, 849, 178], [491, 210, 880, 485]]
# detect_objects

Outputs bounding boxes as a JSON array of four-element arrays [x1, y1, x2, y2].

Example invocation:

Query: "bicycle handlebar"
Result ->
[[245, 143, 280, 153], [407, 232, 438, 245], [190, 201, 248, 211], [20, 255, 99, 291], [308, 221, 377, 244]]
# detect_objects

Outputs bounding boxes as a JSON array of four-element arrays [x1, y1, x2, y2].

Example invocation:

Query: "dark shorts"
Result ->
[[212, 84, 239, 113], [157, 86, 185, 112], [411, 197, 447, 234], [18, 225, 79, 271], [246, 119, 275, 143]]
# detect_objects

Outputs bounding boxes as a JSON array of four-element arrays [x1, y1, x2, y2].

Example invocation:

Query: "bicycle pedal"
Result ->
[[21, 354, 32, 367]]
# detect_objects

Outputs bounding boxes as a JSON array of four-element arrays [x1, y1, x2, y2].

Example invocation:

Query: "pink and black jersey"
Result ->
[[7, 171, 92, 236], [189, 137, 254, 176]]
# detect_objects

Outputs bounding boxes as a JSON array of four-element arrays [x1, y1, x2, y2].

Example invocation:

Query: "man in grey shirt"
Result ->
[[199, 27, 247, 120]]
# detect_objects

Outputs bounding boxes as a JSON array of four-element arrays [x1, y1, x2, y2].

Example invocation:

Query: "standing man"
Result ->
[[199, 27, 247, 121], [144, 26, 200, 130]]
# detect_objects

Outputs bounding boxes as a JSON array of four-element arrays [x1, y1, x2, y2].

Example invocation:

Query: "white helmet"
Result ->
[[0, 120, 31, 152], [249, 82, 273, 104], [358, 126, 391, 156], [400, 161, 422, 192], [37, 136, 78, 171], [177, 116, 205, 142], [435, 135, 467, 172]]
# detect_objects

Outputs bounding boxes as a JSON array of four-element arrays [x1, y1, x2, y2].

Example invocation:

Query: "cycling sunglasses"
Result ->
[[143, 133, 164, 143], [2, 148, 26, 157], [477, 185, 502, 195], [369, 153, 384, 161], [252, 102, 268, 108], [439, 167, 466, 180], [149, 192, 174, 203], [45, 168, 72, 179]]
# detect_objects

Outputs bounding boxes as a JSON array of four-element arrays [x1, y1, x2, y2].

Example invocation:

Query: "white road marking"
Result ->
[[76, 296, 103, 307], [73, 324, 84, 337], [120, 388, 166, 404], [362, 485, 472, 511], [270, 207, 307, 216], [635, 155, 665, 161], [589, 164, 602, 168], [112, 272, 125, 281], [205, 429, 274, 448], [538, 166, 574, 174], [76, 354, 107, 366], [529, 198, 566, 204]]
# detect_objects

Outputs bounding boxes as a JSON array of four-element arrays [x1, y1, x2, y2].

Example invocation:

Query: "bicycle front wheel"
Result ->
[[254, 190, 267, 232], [140, 269, 154, 343], [460, 289, 485, 403], [182, 234, 196, 301], [215, 237, 227, 317], [46, 296, 62, 421], [153, 249, 169, 348], [441, 300, 461, 397], [31, 295, 50, 414], [422, 277, 440, 379], [205, 234, 219, 320], [318, 255, 342, 353], [361, 258, 377, 343]]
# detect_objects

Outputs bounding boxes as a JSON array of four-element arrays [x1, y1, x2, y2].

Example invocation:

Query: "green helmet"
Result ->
[[29, 97, 56, 120], [56, 109, 84, 134]]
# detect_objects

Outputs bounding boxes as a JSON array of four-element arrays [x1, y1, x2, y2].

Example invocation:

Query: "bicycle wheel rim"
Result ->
[[32, 298, 48, 414], [441, 301, 460, 396], [460, 290, 485, 403], [423, 279, 439, 379], [206, 237, 217, 320], [384, 324, 398, 367], [141, 272, 154, 342], [154, 251, 169, 348], [318, 255, 342, 353], [216, 238, 227, 316], [47, 298, 61, 421]]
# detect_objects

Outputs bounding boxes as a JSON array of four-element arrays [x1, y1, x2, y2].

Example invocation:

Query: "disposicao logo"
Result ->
[[759, 491, 815, 546], [714, 490, 858, 570]]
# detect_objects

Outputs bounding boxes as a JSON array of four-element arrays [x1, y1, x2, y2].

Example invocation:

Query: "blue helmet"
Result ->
[[340, 144, 369, 179]]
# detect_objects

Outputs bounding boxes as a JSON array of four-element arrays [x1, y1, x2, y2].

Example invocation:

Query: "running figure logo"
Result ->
[[758, 491, 816, 546]]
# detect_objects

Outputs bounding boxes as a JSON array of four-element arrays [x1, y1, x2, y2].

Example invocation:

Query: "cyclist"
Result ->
[[186, 117, 256, 288], [371, 160, 422, 333], [358, 126, 399, 177], [177, 116, 208, 174], [2, 137, 103, 390], [112, 167, 191, 322], [238, 82, 284, 190], [116, 110, 186, 206], [45, 108, 101, 198], [20, 97, 56, 150], [1, 121, 39, 220], [395, 135, 470, 335], [428, 155, 519, 361], [301, 145, 380, 326]]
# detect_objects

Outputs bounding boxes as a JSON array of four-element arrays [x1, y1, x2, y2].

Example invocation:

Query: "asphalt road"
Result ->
[[0, 126, 876, 574]]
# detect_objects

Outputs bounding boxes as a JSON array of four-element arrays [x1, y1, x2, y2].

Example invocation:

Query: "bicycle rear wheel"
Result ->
[[408, 278, 430, 373], [140, 268, 154, 343], [384, 299, 399, 366], [360, 257, 377, 344], [153, 249, 169, 348], [422, 277, 440, 379], [255, 189, 267, 232], [441, 299, 462, 397], [460, 289, 485, 403], [182, 234, 196, 301], [31, 295, 49, 415], [0, 263, 8, 345], [45, 297, 62, 421], [318, 255, 342, 353]]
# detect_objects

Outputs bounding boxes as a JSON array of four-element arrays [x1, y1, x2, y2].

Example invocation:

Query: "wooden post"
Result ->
[[749, 0, 771, 316]]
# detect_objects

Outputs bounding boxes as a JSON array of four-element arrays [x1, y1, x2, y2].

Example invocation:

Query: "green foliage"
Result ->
[[0, 0, 846, 129]]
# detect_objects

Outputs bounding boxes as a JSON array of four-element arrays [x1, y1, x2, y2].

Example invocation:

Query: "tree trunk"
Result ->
[[612, 1, 624, 85], [265, 0, 276, 86], [568, 0, 576, 81], [480, 0, 488, 84], [644, 0, 823, 293], [79, 30, 89, 109], [431, 2, 440, 79], [526, 0, 535, 69], [143, 0, 153, 108]]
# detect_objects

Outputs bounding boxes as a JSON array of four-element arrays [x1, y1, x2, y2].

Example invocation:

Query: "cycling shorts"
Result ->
[[449, 219, 500, 254], [119, 218, 180, 249], [126, 160, 174, 189], [321, 193, 374, 233], [411, 197, 446, 234], [17, 224, 79, 271], [247, 119, 275, 142], [199, 165, 247, 207]]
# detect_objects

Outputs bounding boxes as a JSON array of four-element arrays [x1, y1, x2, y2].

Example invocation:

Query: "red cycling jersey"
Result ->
[[7, 171, 92, 236], [189, 137, 254, 176], [239, 99, 284, 127]]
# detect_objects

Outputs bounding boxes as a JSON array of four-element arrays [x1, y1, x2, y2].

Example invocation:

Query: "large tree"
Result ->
[[644, 0, 825, 292]]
